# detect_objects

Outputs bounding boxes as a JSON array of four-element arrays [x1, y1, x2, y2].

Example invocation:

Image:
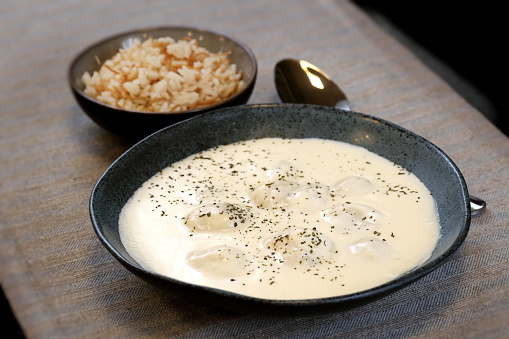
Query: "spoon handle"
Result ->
[[470, 195, 486, 217], [335, 100, 351, 111]]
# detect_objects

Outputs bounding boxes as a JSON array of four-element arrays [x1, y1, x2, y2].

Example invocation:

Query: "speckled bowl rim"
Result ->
[[90, 103, 471, 311], [68, 26, 258, 116]]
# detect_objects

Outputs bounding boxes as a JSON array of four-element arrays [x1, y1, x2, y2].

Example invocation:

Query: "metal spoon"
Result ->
[[274, 58, 486, 216]]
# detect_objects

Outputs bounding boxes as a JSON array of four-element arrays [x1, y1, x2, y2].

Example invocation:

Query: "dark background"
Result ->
[[355, 1, 507, 136]]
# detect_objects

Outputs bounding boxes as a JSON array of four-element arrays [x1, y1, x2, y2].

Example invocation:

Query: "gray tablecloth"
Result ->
[[1, 0, 508, 338]]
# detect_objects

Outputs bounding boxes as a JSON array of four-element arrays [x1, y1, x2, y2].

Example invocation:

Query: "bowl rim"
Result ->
[[68, 25, 258, 116], [90, 103, 471, 308]]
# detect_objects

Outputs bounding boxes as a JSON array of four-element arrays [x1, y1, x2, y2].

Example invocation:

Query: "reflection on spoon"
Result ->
[[274, 58, 486, 216]]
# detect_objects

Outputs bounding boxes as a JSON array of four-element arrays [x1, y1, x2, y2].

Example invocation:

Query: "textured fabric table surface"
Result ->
[[1, 0, 508, 338]]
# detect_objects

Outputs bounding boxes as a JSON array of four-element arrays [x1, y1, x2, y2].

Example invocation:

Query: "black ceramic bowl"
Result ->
[[68, 26, 257, 140], [90, 104, 471, 316]]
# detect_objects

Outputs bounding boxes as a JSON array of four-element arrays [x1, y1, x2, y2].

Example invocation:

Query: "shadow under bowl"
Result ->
[[68, 26, 257, 140], [90, 103, 471, 316]]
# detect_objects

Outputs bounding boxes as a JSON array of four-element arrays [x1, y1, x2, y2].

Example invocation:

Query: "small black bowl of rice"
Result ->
[[68, 26, 257, 140]]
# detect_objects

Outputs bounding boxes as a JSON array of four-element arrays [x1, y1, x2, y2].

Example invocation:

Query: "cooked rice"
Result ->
[[81, 37, 244, 112]]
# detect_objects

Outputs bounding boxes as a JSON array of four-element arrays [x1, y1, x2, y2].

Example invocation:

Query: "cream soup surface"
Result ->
[[119, 138, 440, 300]]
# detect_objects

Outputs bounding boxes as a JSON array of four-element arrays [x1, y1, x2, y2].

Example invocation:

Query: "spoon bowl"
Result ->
[[274, 58, 486, 215], [275, 59, 350, 110]]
